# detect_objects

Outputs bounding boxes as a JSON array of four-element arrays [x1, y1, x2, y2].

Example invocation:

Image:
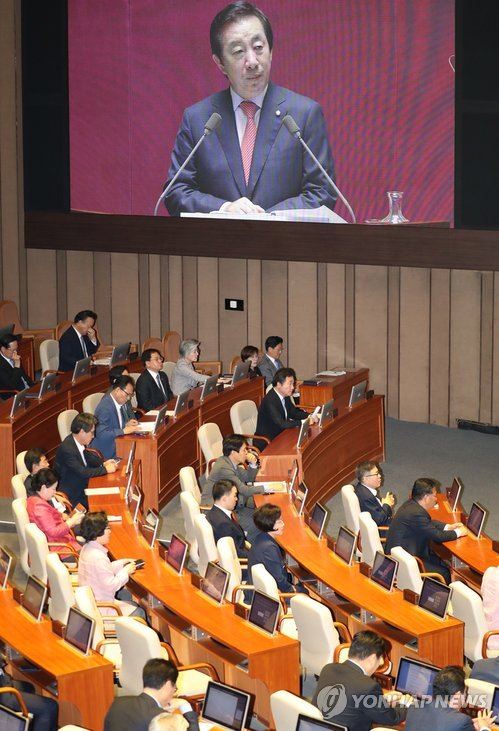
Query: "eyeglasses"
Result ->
[[119, 388, 134, 400], [365, 471, 382, 478]]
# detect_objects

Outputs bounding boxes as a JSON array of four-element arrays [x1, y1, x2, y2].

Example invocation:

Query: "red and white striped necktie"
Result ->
[[240, 100, 258, 185]]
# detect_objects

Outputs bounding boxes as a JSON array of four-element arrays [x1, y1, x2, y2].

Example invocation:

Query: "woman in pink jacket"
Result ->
[[26, 468, 82, 555]]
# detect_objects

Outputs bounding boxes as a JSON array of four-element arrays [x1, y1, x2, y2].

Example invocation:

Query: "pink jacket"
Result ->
[[26, 495, 80, 553], [78, 541, 135, 616]]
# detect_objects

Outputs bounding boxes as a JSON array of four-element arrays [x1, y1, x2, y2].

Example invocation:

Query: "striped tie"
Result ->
[[240, 100, 258, 185]]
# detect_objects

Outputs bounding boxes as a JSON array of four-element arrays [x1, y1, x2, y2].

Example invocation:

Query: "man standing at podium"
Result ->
[[164, 1, 336, 216]]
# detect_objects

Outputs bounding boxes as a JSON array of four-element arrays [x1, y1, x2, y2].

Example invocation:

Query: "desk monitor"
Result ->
[[231, 360, 250, 386], [395, 656, 439, 699], [173, 389, 190, 417], [110, 342, 130, 367], [418, 576, 452, 620], [293, 482, 309, 517], [309, 503, 328, 539], [200, 374, 219, 402], [0, 546, 14, 590], [139, 508, 161, 547], [152, 403, 169, 435], [21, 575, 47, 621], [296, 419, 309, 449], [319, 399, 335, 428], [370, 551, 398, 592], [9, 387, 29, 418], [165, 534, 189, 575], [72, 356, 91, 382], [348, 379, 367, 407], [201, 681, 251, 731], [201, 562, 230, 605], [0, 323, 14, 339], [248, 590, 280, 635], [334, 526, 357, 566], [126, 483, 143, 524], [38, 372, 58, 398], [295, 715, 348, 731], [288, 459, 299, 498], [0, 705, 30, 731], [64, 606, 95, 655], [491, 687, 499, 723], [125, 441, 136, 477], [467, 502, 487, 539], [447, 476, 463, 512]]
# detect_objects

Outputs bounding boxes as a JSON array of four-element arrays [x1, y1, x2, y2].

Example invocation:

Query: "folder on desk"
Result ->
[[252, 481, 287, 493], [84, 487, 120, 496]]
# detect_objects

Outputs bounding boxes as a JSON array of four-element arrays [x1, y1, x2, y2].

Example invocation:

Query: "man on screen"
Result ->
[[164, 1, 336, 216]]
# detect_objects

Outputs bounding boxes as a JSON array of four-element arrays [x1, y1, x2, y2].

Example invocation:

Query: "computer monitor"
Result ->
[[370, 551, 398, 592], [231, 360, 250, 386], [126, 483, 143, 523], [348, 379, 367, 407], [173, 389, 190, 417], [467, 502, 487, 539], [201, 681, 251, 731], [72, 356, 92, 382], [165, 534, 189, 575], [418, 577, 452, 620], [288, 459, 299, 497], [334, 526, 357, 566], [21, 576, 47, 621], [64, 606, 95, 655], [110, 342, 130, 367], [296, 419, 309, 449], [139, 508, 161, 547], [9, 388, 29, 419], [0, 546, 14, 590], [248, 590, 280, 635], [124, 458, 139, 500], [152, 403, 169, 435], [200, 374, 219, 401], [0, 705, 30, 731], [319, 399, 335, 428], [295, 715, 348, 731], [200, 562, 230, 605], [309, 503, 328, 539], [293, 482, 308, 517], [491, 687, 499, 722], [447, 476, 463, 512], [395, 657, 439, 699], [25, 372, 58, 400], [125, 441, 136, 477]]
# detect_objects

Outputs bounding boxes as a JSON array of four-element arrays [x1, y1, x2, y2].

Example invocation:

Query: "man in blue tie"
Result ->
[[0, 334, 34, 399], [92, 375, 140, 459]]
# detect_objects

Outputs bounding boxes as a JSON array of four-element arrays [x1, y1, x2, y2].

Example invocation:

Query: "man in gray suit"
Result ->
[[258, 335, 284, 386], [202, 434, 265, 505]]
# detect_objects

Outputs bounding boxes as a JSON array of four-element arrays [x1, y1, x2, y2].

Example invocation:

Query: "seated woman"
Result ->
[[240, 345, 262, 379], [26, 468, 82, 556], [78, 511, 145, 618], [171, 339, 209, 396]]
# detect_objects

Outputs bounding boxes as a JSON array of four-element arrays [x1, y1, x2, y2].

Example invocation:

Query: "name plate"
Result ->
[[403, 589, 419, 605]]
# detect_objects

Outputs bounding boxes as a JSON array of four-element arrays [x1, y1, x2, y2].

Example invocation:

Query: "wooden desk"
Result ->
[[87, 483, 299, 729], [299, 368, 369, 409], [255, 493, 464, 671], [0, 589, 114, 730]]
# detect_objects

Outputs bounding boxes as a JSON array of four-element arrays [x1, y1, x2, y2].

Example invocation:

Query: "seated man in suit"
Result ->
[[0, 333, 34, 399], [354, 460, 394, 528], [54, 413, 117, 509], [104, 658, 199, 731], [258, 336, 284, 386], [255, 367, 318, 445], [205, 479, 248, 559], [58, 309, 99, 372], [313, 630, 408, 730], [202, 434, 264, 505], [385, 478, 467, 584], [135, 348, 173, 412], [405, 665, 495, 730], [92, 375, 139, 459]]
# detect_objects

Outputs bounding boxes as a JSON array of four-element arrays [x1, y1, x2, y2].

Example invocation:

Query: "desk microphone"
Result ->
[[282, 114, 356, 223], [153, 112, 222, 216]]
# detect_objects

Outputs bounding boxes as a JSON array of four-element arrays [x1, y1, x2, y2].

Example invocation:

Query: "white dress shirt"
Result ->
[[73, 436, 87, 466], [229, 86, 268, 145]]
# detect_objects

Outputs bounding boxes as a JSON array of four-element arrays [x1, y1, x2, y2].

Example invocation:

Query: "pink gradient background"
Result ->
[[68, 0, 454, 223]]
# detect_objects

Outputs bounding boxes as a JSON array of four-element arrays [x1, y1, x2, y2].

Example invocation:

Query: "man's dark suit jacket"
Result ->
[[104, 692, 199, 731], [312, 659, 407, 731], [470, 656, 499, 685], [54, 434, 106, 508], [385, 498, 457, 560], [405, 700, 474, 730], [135, 369, 173, 412], [205, 504, 247, 559], [58, 326, 99, 372], [255, 387, 308, 444], [0, 354, 34, 399], [354, 481, 392, 527], [248, 531, 293, 593]]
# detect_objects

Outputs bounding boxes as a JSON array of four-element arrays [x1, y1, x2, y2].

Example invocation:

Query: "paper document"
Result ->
[[84, 487, 120, 496], [182, 205, 347, 224], [93, 358, 111, 365], [316, 370, 347, 377], [253, 481, 287, 493]]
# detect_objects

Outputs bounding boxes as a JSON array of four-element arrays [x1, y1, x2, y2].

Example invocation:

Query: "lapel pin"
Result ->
[[275, 109, 281, 117]]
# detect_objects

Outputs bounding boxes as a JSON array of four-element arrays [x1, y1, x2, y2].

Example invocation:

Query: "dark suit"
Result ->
[[135, 369, 173, 412], [248, 531, 294, 593], [258, 354, 284, 387], [354, 481, 392, 527], [385, 498, 458, 583], [54, 435, 106, 508], [0, 353, 34, 399], [0, 671, 58, 731], [470, 656, 499, 685], [255, 387, 308, 445], [58, 325, 99, 372], [104, 692, 199, 731], [165, 82, 336, 215], [92, 393, 126, 459], [312, 659, 407, 731], [405, 701, 474, 730], [205, 505, 247, 559]]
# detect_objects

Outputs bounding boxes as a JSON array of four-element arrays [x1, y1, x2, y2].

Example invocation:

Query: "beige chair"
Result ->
[[142, 337, 164, 355], [39, 339, 60, 374], [179, 466, 202, 505], [162, 361, 176, 382], [46, 552, 75, 624], [11, 474, 27, 501], [391, 546, 446, 594], [82, 392, 105, 414], [193, 514, 219, 577], [289, 593, 351, 676], [270, 690, 323, 731], [251, 563, 297, 639], [12, 497, 31, 575], [449, 581, 499, 662], [16, 450, 28, 474], [26, 522, 78, 585], [464, 678, 496, 710], [341, 484, 361, 535], [230, 399, 258, 435], [179, 492, 200, 565], [359, 511, 383, 567], [197, 422, 223, 477], [57, 409, 78, 441], [74, 585, 123, 669], [217, 536, 252, 605]]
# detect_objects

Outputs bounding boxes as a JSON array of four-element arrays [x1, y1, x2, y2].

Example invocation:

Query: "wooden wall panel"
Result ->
[[344, 265, 355, 369], [479, 271, 494, 423], [110, 252, 139, 346], [168, 255, 183, 335], [317, 263, 327, 372], [218, 258, 247, 371], [261, 261, 288, 364], [326, 264, 346, 369], [247, 259, 261, 349], [182, 256, 198, 338], [288, 262, 317, 379], [26, 249, 58, 328], [149, 254, 161, 338], [197, 257, 219, 361], [399, 268, 430, 423], [492, 272, 499, 424], [429, 269, 451, 425], [93, 252, 112, 343], [354, 265, 388, 395], [386, 267, 400, 419], [66, 251, 94, 318]]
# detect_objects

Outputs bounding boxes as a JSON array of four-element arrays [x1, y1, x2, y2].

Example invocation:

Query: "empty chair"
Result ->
[[359, 511, 383, 567], [162, 331, 181, 363], [449, 581, 499, 662], [74, 585, 122, 668], [341, 484, 361, 534], [57, 409, 78, 441], [193, 513, 218, 577], [46, 552, 75, 624], [12, 497, 30, 575], [25, 523, 49, 583], [16, 450, 28, 475], [39, 339, 60, 374], [251, 563, 297, 638], [142, 337, 164, 355], [179, 466, 202, 505], [270, 690, 322, 731], [197, 423, 223, 477], [180, 492, 200, 565], [11, 473, 27, 500], [390, 546, 424, 594], [217, 536, 251, 604], [82, 392, 105, 414], [230, 400, 258, 436], [290, 593, 350, 676]]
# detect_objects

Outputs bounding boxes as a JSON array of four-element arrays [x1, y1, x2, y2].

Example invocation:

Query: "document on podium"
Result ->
[[181, 205, 347, 224]]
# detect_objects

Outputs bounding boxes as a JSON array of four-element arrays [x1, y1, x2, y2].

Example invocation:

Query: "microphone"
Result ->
[[282, 114, 356, 223], [154, 112, 222, 216]]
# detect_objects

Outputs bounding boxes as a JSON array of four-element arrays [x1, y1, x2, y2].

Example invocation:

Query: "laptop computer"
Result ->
[[0, 705, 30, 731], [200, 562, 230, 605], [370, 551, 398, 592], [491, 686, 499, 722], [319, 398, 335, 428], [9, 387, 29, 418], [138, 403, 169, 433], [446, 476, 463, 512], [164, 534, 189, 575], [293, 482, 308, 517], [348, 380, 367, 407], [72, 356, 92, 382], [139, 508, 162, 547], [296, 419, 310, 449], [247, 590, 280, 636], [309, 503, 328, 539], [231, 361, 250, 386], [295, 715, 348, 731], [64, 606, 95, 655], [24, 372, 58, 399], [418, 576, 452, 620], [21, 575, 47, 621], [467, 501, 487, 539], [334, 526, 357, 566], [110, 342, 130, 366], [395, 656, 438, 699], [200, 374, 219, 402], [198, 681, 251, 731]]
